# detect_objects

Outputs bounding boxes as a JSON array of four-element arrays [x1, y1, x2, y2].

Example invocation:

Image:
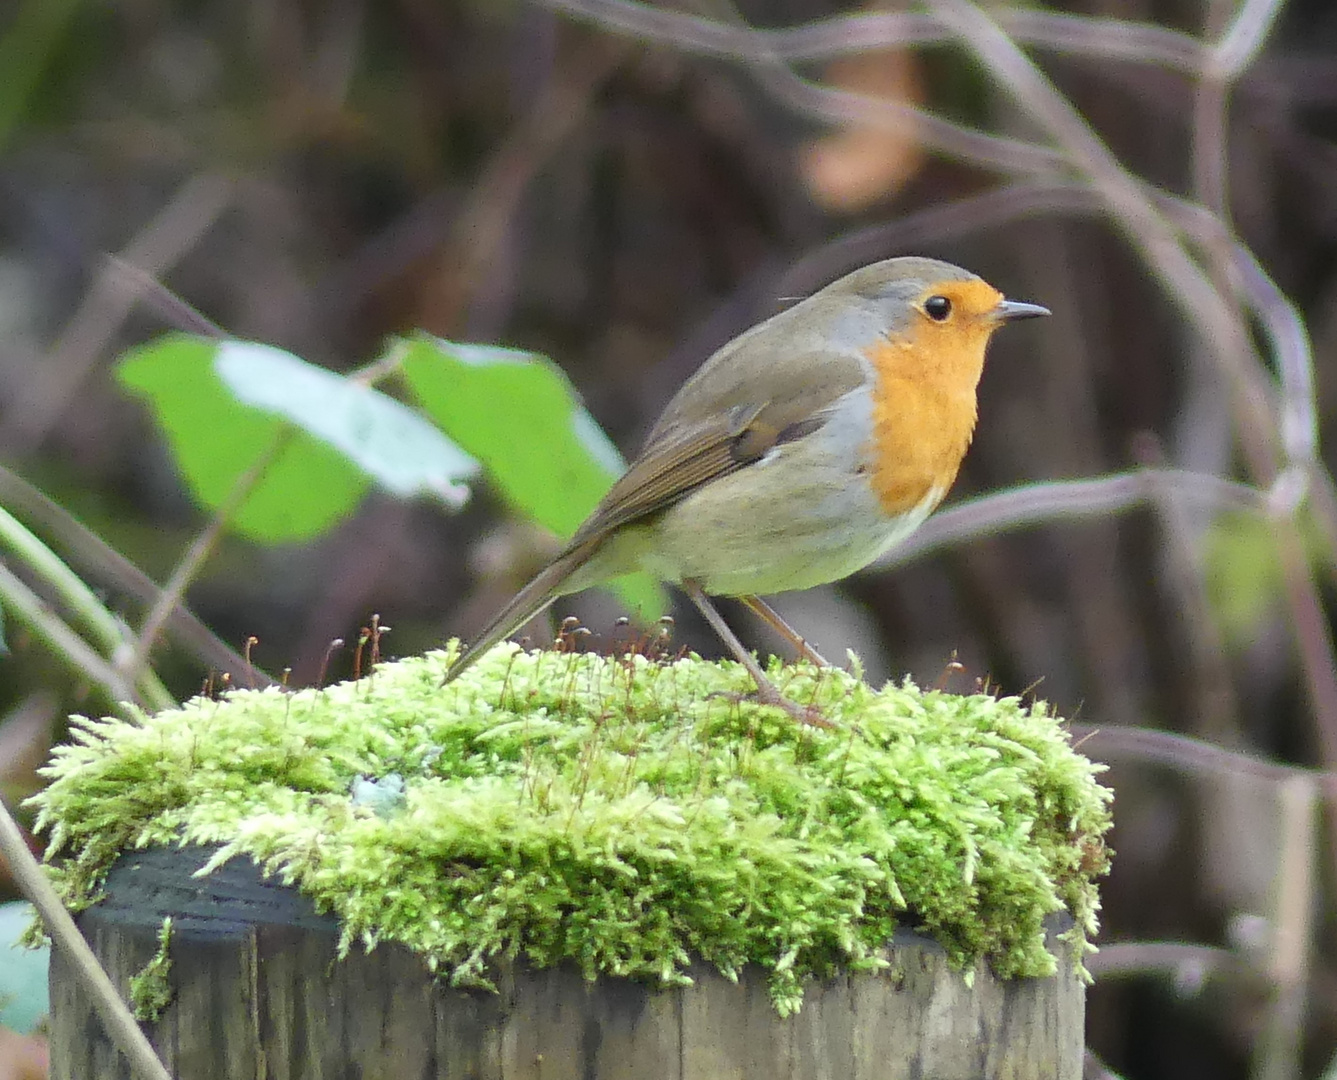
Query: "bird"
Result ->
[[442, 256, 1048, 723]]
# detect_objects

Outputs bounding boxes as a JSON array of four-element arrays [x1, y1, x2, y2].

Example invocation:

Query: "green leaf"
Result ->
[[397, 335, 619, 536], [117, 335, 479, 544], [397, 334, 665, 620]]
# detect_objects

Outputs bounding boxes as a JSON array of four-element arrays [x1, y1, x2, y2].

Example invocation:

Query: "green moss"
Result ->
[[30, 645, 1112, 1015], [128, 917, 173, 1021]]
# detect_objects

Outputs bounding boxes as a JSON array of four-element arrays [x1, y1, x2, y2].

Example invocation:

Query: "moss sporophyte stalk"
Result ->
[[30, 645, 1112, 1015]]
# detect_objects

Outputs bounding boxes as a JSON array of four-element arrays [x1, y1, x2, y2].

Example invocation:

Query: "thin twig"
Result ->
[[436, 28, 631, 329], [104, 256, 227, 339], [0, 507, 173, 710], [0, 464, 272, 685], [1172, 0, 1252, 752], [0, 173, 233, 454], [1209, 0, 1288, 79], [1192, 0, 1237, 224], [1068, 723, 1337, 800], [1213, 235, 1317, 469], [771, 10, 1202, 71], [1305, 470, 1337, 580], [1274, 522, 1337, 771], [1140, 437, 1245, 747], [777, 179, 1083, 296], [123, 430, 292, 684], [1251, 775, 1317, 1080], [537, 0, 1205, 73], [0, 560, 138, 713], [0, 798, 173, 1080], [871, 470, 1263, 571], [535, 0, 1065, 178], [1086, 941, 1239, 979], [1190, 75, 1229, 234], [927, 0, 1279, 480], [752, 63, 1065, 177]]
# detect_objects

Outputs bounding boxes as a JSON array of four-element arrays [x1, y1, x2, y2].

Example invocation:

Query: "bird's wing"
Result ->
[[441, 345, 867, 683], [569, 347, 867, 547]]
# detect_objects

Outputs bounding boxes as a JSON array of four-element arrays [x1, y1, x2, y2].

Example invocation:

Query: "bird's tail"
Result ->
[[441, 538, 601, 684]]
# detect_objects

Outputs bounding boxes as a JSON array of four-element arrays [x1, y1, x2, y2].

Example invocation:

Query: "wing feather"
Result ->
[[571, 346, 867, 546], [443, 344, 868, 681]]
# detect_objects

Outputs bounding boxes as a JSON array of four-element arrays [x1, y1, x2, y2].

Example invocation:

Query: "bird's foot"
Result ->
[[684, 582, 834, 728]]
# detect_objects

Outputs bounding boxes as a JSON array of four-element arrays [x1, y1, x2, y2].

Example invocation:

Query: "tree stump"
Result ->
[[50, 846, 1084, 1080]]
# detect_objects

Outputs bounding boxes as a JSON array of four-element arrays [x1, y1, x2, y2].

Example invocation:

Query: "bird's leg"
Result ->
[[738, 595, 828, 667], [682, 581, 834, 729]]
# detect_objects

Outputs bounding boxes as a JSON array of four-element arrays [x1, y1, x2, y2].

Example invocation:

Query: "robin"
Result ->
[[442, 256, 1048, 723]]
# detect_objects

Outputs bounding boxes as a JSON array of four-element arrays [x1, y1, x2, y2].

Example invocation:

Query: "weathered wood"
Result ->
[[50, 846, 1084, 1079]]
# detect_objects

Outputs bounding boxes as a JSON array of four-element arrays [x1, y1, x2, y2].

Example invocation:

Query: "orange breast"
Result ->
[[863, 325, 990, 517]]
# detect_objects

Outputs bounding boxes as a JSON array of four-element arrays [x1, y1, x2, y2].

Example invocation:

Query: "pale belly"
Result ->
[[646, 458, 939, 595], [568, 390, 944, 597]]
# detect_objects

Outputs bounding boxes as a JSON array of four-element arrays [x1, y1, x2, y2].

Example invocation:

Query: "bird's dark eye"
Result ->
[[924, 295, 952, 321]]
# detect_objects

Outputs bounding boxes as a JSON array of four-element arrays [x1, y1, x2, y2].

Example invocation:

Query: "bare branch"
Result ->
[[0, 507, 173, 710], [0, 173, 233, 454], [927, 0, 1270, 441], [536, 0, 1065, 178], [871, 470, 1263, 571], [754, 64, 1065, 176], [536, 0, 1205, 73], [1086, 941, 1239, 979], [0, 798, 174, 1080], [1208, 0, 1287, 79], [1068, 722, 1336, 797], [123, 431, 293, 685], [0, 560, 138, 710]]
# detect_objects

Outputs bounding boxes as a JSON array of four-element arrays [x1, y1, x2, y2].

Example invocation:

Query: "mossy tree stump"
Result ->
[[51, 847, 1084, 1079], [36, 648, 1111, 1079]]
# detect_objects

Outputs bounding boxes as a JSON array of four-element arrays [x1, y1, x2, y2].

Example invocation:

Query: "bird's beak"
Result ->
[[995, 299, 1051, 322]]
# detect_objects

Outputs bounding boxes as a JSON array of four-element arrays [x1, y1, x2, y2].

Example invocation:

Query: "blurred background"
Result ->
[[1, 0, 1335, 1076]]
